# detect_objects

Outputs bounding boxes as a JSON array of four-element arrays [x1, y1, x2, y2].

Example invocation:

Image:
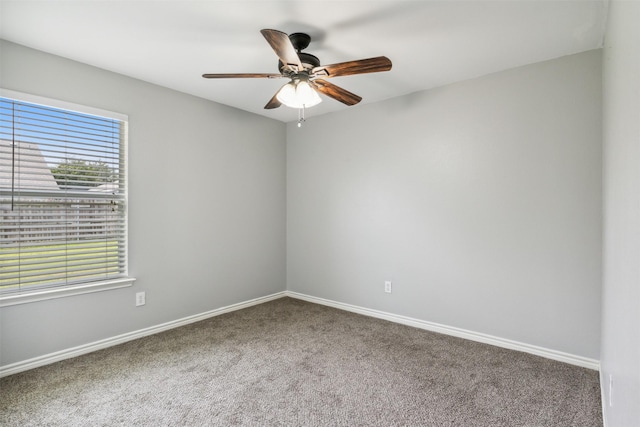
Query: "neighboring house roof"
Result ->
[[88, 182, 119, 193], [0, 140, 60, 191]]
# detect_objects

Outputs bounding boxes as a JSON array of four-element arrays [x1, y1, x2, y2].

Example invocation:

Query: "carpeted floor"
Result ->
[[1, 297, 602, 426]]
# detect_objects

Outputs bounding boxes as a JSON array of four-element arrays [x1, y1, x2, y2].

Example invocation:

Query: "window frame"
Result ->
[[0, 89, 135, 307]]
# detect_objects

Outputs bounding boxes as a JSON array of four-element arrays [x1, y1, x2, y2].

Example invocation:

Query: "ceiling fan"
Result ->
[[202, 29, 392, 112]]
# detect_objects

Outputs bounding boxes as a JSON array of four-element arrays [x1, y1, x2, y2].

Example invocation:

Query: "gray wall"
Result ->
[[1, 40, 606, 371], [601, 0, 640, 425], [0, 40, 287, 366], [287, 50, 602, 359]]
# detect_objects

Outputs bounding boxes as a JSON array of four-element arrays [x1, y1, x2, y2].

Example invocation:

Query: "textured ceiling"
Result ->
[[0, 1, 608, 123]]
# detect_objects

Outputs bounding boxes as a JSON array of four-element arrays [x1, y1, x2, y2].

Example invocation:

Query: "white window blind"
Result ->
[[0, 94, 129, 296]]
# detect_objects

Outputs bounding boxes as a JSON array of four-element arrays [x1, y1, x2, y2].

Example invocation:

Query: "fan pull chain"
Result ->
[[298, 105, 306, 128]]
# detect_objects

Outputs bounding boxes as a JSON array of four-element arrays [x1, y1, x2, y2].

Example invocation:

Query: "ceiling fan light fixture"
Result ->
[[276, 79, 322, 109]]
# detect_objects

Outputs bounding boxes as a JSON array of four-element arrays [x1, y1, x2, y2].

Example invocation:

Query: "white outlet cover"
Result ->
[[136, 292, 146, 306], [609, 375, 613, 407], [384, 281, 392, 293]]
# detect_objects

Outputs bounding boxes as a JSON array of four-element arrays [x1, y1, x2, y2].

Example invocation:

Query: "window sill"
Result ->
[[0, 278, 136, 307]]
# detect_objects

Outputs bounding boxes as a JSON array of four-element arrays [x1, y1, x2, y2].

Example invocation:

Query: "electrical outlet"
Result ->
[[609, 374, 613, 407], [135, 291, 146, 307], [384, 281, 392, 293]]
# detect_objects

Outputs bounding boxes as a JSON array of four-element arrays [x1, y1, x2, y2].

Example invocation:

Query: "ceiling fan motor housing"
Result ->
[[279, 52, 320, 74], [277, 33, 320, 74]]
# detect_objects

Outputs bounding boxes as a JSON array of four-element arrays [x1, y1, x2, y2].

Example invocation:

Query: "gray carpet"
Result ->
[[1, 297, 602, 426]]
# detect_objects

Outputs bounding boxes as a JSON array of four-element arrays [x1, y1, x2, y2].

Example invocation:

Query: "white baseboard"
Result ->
[[285, 291, 600, 371], [0, 291, 287, 378], [1, 290, 600, 377]]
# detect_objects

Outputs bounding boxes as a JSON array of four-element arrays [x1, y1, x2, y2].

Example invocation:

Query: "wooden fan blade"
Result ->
[[202, 73, 282, 79], [264, 92, 282, 109], [260, 29, 303, 72], [312, 56, 392, 78], [312, 79, 362, 106]]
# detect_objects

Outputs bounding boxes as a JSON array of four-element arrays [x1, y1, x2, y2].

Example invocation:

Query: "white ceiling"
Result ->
[[0, 0, 607, 123]]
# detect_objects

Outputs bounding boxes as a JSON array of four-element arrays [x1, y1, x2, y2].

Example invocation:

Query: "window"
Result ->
[[0, 90, 133, 305]]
